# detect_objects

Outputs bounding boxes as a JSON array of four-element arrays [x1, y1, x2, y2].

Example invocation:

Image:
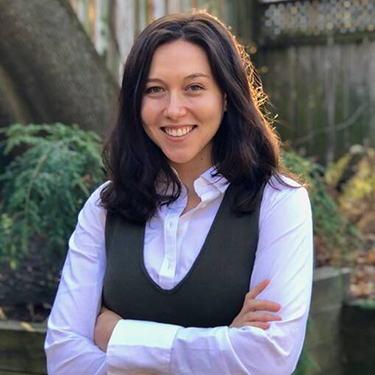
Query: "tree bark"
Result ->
[[0, 0, 120, 139]]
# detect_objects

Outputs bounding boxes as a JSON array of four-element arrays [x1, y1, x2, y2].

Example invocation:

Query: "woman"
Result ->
[[45, 11, 313, 375]]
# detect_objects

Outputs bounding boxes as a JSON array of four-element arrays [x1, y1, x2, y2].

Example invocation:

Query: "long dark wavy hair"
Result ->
[[101, 11, 294, 223]]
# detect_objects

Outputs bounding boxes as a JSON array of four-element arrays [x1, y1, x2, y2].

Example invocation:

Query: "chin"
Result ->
[[168, 157, 193, 165], [166, 153, 194, 165]]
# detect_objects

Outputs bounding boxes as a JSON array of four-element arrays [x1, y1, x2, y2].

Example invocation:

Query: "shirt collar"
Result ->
[[198, 165, 229, 195], [156, 165, 229, 196]]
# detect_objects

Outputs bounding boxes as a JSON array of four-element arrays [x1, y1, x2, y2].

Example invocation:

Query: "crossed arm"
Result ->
[[94, 279, 282, 352], [45, 183, 313, 375]]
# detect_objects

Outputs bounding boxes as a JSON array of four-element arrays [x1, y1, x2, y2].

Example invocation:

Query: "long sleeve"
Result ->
[[45, 185, 108, 375], [45, 177, 313, 375], [106, 182, 313, 375]]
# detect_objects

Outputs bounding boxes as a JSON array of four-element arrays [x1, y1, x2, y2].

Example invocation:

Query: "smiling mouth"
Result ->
[[161, 125, 197, 137]]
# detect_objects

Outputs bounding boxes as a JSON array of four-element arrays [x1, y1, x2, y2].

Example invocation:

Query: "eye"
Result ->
[[145, 86, 164, 94], [188, 84, 204, 92]]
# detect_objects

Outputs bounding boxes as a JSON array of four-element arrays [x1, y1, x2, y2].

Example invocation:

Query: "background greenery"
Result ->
[[0, 123, 104, 270]]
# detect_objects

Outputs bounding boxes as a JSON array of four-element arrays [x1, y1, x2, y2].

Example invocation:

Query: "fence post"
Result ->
[[95, 0, 109, 55], [153, 0, 166, 19], [167, 0, 181, 13], [77, 0, 91, 35], [112, 0, 135, 80]]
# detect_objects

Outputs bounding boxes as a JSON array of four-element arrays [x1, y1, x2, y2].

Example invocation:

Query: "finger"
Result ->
[[245, 279, 270, 300], [100, 306, 110, 314], [244, 312, 282, 322], [243, 299, 281, 313]]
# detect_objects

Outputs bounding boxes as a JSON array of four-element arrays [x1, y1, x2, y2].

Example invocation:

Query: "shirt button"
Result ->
[[177, 229, 183, 236]]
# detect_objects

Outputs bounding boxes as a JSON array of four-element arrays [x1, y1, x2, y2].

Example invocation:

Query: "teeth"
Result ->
[[165, 126, 194, 137]]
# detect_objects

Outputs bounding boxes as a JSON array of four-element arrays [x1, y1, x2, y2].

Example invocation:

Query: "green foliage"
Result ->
[[0, 123, 104, 268], [282, 150, 363, 265], [326, 148, 375, 234]]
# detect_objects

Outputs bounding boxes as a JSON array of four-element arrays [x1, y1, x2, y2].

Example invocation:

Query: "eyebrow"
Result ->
[[146, 72, 210, 83]]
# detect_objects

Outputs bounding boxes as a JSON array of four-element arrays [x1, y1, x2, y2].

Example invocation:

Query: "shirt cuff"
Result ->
[[106, 319, 181, 375]]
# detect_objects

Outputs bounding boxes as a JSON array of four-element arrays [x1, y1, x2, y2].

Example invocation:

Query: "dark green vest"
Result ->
[[102, 184, 260, 328]]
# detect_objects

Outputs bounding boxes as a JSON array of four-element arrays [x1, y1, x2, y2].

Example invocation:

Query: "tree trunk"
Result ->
[[0, 0, 119, 139]]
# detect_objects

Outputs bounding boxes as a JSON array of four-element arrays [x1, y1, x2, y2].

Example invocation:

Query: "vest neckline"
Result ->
[[138, 183, 234, 295]]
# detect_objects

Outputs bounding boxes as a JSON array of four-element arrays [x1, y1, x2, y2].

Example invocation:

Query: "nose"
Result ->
[[164, 91, 187, 121]]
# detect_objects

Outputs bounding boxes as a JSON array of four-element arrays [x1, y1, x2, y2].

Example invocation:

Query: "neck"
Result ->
[[170, 160, 213, 193]]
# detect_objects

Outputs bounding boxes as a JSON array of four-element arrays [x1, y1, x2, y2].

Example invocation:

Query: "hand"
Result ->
[[94, 306, 122, 352], [230, 279, 282, 330]]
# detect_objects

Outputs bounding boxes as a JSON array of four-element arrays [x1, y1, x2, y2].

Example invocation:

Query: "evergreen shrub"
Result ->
[[0, 123, 104, 269]]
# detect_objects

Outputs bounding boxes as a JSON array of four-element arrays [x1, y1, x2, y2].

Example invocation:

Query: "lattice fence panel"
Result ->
[[259, 0, 375, 41]]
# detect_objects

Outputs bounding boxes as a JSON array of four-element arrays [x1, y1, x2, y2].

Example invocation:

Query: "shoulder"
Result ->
[[260, 174, 311, 226], [67, 181, 111, 257], [77, 181, 110, 226], [262, 174, 309, 206], [87, 180, 111, 209]]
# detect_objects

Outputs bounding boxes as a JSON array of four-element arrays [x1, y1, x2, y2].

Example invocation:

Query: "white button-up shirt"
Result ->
[[45, 167, 313, 375]]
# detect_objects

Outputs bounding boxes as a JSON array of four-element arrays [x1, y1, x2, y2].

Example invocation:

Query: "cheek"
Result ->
[[196, 94, 224, 115], [197, 101, 224, 128], [141, 105, 155, 141], [141, 98, 162, 126]]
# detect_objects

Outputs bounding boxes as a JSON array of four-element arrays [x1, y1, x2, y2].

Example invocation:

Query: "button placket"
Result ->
[[160, 212, 179, 288]]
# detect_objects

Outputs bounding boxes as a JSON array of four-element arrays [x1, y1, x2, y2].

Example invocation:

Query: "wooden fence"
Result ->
[[255, 0, 375, 163]]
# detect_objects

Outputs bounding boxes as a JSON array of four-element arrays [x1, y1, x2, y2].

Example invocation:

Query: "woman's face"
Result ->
[[141, 40, 226, 172]]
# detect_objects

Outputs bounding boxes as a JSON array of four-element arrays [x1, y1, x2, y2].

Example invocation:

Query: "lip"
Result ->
[[161, 125, 197, 142], [162, 124, 196, 130]]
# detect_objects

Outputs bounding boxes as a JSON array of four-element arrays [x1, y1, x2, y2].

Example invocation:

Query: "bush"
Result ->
[[282, 149, 363, 266], [326, 146, 375, 235], [0, 123, 104, 269]]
